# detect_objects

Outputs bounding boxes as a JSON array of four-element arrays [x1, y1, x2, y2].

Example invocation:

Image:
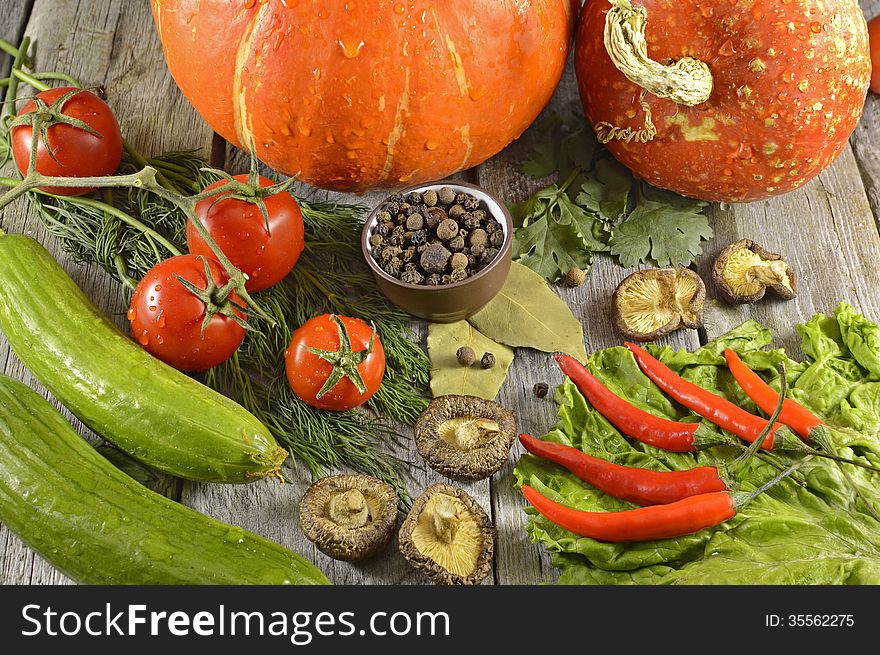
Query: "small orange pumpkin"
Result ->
[[575, 0, 870, 203], [151, 0, 575, 192]]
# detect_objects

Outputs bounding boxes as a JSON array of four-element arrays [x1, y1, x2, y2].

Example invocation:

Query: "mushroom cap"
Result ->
[[415, 395, 517, 481], [298, 474, 398, 562], [612, 267, 706, 342], [399, 483, 495, 585], [712, 239, 797, 304]]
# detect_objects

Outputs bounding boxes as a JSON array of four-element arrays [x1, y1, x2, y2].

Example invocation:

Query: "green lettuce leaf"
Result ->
[[514, 303, 880, 584]]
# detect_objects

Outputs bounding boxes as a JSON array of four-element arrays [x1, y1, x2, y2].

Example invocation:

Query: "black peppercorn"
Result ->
[[384, 257, 403, 277], [448, 235, 465, 252], [481, 352, 496, 369], [463, 212, 481, 230], [449, 268, 468, 283], [400, 269, 424, 285], [533, 382, 549, 398], [424, 207, 445, 230], [369, 233, 384, 248], [410, 229, 427, 246], [426, 273, 442, 286], [489, 230, 505, 248]]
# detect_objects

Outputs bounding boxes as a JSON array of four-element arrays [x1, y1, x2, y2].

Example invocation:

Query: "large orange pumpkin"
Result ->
[[151, 0, 575, 192], [575, 0, 870, 203]]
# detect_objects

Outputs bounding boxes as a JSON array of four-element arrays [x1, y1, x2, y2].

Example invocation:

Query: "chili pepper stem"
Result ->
[[732, 362, 789, 470]]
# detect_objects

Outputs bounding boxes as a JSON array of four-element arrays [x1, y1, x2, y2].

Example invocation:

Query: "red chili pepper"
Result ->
[[519, 433, 728, 506], [624, 342, 799, 450], [521, 484, 738, 542], [723, 348, 823, 441], [556, 353, 727, 452]]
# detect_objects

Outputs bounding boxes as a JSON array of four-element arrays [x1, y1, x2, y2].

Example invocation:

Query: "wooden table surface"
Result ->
[[3, 0, 880, 586]]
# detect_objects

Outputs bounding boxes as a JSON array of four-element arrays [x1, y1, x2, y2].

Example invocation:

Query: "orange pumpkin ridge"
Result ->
[[151, 0, 575, 192]]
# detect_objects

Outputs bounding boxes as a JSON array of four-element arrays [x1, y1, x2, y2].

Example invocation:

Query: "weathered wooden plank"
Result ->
[[475, 58, 703, 585], [0, 0, 212, 584], [696, 144, 880, 347]]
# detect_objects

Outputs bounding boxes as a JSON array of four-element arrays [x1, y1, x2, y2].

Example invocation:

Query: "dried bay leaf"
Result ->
[[467, 262, 588, 363], [427, 321, 514, 400]]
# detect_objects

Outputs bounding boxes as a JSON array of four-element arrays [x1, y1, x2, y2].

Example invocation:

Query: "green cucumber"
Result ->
[[0, 232, 286, 483], [0, 375, 329, 585]]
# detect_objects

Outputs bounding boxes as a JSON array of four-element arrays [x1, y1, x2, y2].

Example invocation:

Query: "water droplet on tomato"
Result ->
[[137, 331, 149, 346], [157, 313, 166, 328], [283, 348, 290, 359], [156, 335, 164, 345], [127, 307, 137, 321], [149, 305, 157, 312]]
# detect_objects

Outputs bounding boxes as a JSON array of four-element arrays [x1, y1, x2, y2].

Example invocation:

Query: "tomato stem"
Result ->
[[0, 36, 29, 130]]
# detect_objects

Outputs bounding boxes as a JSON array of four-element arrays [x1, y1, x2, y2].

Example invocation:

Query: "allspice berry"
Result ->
[[565, 267, 587, 288], [533, 382, 549, 398], [481, 352, 496, 369], [450, 252, 469, 270], [456, 346, 476, 367]]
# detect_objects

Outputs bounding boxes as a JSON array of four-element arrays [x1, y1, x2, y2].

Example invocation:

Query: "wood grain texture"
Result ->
[[3, 0, 880, 587]]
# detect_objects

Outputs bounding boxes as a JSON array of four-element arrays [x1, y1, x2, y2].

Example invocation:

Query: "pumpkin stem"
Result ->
[[603, 0, 713, 108]]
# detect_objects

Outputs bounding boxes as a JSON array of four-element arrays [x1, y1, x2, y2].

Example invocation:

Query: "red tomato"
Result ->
[[186, 175, 305, 292], [128, 254, 246, 372], [869, 16, 880, 93], [284, 314, 385, 411], [10, 87, 123, 196]]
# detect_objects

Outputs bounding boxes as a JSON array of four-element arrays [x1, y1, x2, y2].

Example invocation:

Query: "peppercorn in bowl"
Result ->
[[361, 182, 513, 323]]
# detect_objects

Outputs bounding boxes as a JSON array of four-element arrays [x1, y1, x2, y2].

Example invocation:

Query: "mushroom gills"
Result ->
[[438, 416, 502, 451], [410, 493, 484, 578], [721, 247, 793, 297]]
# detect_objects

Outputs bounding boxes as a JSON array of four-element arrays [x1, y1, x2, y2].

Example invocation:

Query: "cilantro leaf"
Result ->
[[575, 157, 634, 224], [557, 193, 608, 253], [609, 186, 712, 268], [514, 214, 593, 283]]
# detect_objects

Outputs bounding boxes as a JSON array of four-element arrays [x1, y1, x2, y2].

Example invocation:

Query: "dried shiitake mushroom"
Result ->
[[415, 395, 517, 481], [712, 239, 796, 304], [298, 474, 398, 561], [399, 484, 494, 585], [612, 268, 706, 342]]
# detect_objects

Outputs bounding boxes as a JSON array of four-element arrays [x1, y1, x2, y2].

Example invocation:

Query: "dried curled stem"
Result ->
[[597, 0, 713, 143], [604, 0, 713, 106]]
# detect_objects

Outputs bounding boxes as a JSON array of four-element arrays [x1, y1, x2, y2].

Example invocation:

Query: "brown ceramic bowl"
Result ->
[[362, 181, 513, 323]]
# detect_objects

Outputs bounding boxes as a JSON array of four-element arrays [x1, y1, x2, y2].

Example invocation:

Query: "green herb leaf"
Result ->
[[467, 262, 588, 362], [513, 211, 593, 283], [575, 157, 633, 224], [427, 322, 514, 400], [609, 186, 712, 268]]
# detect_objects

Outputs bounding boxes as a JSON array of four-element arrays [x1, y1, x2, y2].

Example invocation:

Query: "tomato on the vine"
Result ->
[[128, 254, 246, 372], [186, 175, 305, 293], [284, 314, 385, 411], [10, 87, 123, 196]]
